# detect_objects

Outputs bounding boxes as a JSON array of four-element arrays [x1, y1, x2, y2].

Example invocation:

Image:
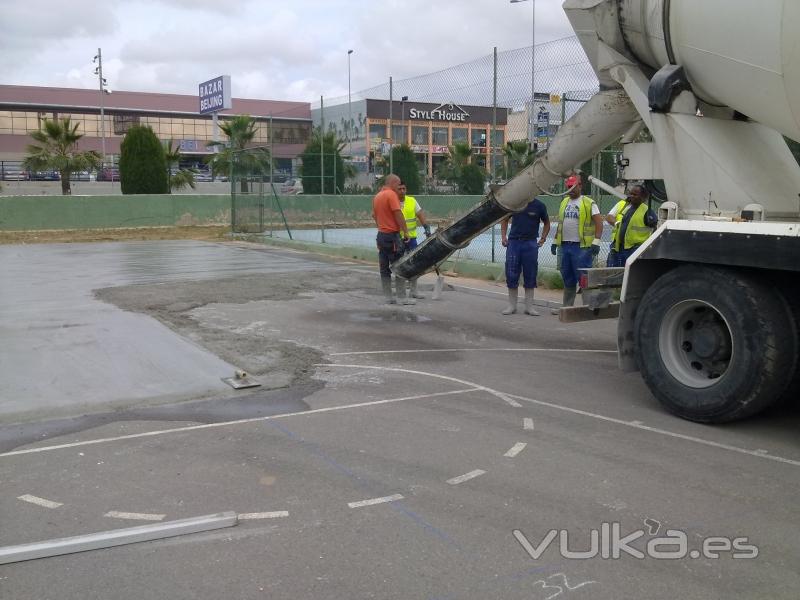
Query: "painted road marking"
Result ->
[[523, 418, 534, 430], [502, 395, 522, 408], [504, 443, 527, 458], [348, 494, 404, 509], [447, 470, 486, 485], [0, 388, 480, 458], [18, 494, 62, 509], [6, 363, 798, 470], [238, 511, 289, 520], [507, 393, 800, 468], [104, 511, 165, 521], [330, 348, 617, 356]]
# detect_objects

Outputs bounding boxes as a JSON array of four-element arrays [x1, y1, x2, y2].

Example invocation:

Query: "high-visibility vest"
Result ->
[[615, 203, 652, 251], [555, 195, 596, 248], [610, 200, 627, 245], [401, 196, 419, 239]]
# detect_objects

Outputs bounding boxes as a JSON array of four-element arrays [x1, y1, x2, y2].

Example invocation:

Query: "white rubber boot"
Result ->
[[524, 288, 540, 316], [410, 279, 425, 299], [502, 288, 518, 315], [395, 277, 416, 305], [382, 277, 396, 304]]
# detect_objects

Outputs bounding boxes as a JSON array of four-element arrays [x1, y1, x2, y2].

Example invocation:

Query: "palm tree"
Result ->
[[436, 142, 473, 185], [164, 140, 196, 192], [501, 140, 536, 180], [23, 117, 101, 195], [206, 115, 270, 193]]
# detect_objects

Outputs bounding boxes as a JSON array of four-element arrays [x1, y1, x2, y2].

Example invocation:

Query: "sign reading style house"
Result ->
[[365, 99, 507, 126], [198, 75, 232, 114], [408, 103, 470, 122]]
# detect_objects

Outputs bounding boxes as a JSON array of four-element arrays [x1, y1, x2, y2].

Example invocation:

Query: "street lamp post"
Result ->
[[347, 49, 353, 156], [92, 48, 109, 165], [510, 0, 535, 146], [401, 96, 408, 145]]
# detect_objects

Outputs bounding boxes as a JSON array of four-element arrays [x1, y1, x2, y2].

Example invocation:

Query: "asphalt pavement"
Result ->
[[0, 240, 798, 600]]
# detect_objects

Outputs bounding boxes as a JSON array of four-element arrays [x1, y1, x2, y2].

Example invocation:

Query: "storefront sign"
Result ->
[[198, 75, 232, 114], [409, 102, 470, 122]]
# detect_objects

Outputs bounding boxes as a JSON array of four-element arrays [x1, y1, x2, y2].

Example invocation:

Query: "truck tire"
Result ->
[[634, 265, 798, 423]]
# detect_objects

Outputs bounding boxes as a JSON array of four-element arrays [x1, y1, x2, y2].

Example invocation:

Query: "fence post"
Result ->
[[491, 224, 496, 263], [491, 46, 497, 182], [389, 76, 393, 174], [320, 95, 325, 195]]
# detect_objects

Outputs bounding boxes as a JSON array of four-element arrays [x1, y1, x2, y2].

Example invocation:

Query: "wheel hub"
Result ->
[[659, 300, 733, 388]]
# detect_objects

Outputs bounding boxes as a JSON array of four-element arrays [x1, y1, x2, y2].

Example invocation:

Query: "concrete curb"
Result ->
[[236, 234, 563, 302]]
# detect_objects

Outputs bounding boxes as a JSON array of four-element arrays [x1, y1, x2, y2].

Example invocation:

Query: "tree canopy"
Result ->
[[206, 115, 271, 193], [299, 129, 347, 194], [119, 125, 169, 194], [23, 117, 101, 195]]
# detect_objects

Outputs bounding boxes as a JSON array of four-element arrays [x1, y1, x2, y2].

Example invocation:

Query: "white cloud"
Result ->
[[0, 0, 579, 103]]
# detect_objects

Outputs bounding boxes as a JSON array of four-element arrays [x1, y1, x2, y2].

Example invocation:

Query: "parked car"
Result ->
[[96, 168, 120, 182], [29, 170, 60, 181], [281, 178, 303, 195]]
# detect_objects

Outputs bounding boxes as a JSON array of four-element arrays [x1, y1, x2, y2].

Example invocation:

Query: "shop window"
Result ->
[[412, 126, 429, 145], [369, 123, 386, 140], [471, 128, 487, 147], [391, 124, 407, 144], [451, 127, 468, 143], [432, 127, 448, 145]]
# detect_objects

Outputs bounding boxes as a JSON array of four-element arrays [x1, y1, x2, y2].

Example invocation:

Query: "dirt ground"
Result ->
[[0, 226, 231, 244]]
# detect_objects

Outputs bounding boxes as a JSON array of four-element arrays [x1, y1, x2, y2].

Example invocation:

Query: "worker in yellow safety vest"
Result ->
[[397, 182, 431, 300], [614, 184, 658, 267], [549, 174, 604, 310], [605, 198, 628, 267]]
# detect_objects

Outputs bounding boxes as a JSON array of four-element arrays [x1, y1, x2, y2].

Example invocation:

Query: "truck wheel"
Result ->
[[634, 265, 797, 423]]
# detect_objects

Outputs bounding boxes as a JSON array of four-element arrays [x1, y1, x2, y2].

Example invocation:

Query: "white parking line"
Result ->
[[17, 494, 63, 509], [507, 394, 800, 468], [447, 470, 486, 485], [330, 348, 617, 356], [504, 443, 527, 458], [523, 418, 535, 430], [104, 511, 165, 521], [348, 494, 404, 509], [238, 511, 289, 520], [0, 388, 480, 458]]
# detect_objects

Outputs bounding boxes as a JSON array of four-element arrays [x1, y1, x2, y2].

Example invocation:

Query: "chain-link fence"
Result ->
[[233, 36, 629, 271]]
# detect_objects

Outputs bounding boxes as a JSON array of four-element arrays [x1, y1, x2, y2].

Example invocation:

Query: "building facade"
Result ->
[[313, 99, 508, 179], [0, 85, 312, 173]]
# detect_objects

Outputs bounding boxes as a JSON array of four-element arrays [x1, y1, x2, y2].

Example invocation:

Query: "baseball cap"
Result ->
[[565, 175, 579, 188]]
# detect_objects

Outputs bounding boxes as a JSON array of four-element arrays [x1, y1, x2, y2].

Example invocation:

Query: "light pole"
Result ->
[[347, 49, 353, 155], [510, 0, 535, 146], [92, 48, 110, 165], [401, 95, 408, 145]]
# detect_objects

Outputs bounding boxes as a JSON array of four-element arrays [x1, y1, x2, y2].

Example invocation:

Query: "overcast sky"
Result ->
[[1, 0, 577, 103]]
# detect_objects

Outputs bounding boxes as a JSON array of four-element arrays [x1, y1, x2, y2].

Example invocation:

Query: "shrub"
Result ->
[[120, 126, 168, 194]]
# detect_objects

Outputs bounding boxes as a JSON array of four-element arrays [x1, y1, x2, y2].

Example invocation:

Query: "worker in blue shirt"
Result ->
[[500, 196, 551, 315]]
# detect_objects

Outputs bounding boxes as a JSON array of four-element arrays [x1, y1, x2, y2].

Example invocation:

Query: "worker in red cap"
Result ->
[[550, 174, 604, 311]]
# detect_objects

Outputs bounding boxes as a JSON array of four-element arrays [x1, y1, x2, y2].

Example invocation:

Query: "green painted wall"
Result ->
[[0, 194, 231, 231], [1, 192, 619, 231]]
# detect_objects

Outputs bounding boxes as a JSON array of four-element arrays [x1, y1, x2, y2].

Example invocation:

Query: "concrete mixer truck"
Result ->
[[392, 0, 800, 423]]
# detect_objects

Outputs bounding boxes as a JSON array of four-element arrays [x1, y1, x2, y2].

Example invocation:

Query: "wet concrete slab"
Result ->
[[0, 241, 328, 423]]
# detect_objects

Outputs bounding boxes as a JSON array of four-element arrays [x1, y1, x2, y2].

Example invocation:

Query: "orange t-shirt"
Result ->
[[373, 187, 402, 233]]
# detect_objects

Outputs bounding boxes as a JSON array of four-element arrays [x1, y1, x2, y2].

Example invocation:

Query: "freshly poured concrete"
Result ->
[[0, 241, 327, 422]]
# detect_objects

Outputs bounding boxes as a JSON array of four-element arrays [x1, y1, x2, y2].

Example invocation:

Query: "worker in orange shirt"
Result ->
[[372, 173, 411, 304]]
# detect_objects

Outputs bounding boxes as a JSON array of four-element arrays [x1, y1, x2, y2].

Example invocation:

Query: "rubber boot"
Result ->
[[502, 288, 518, 315], [396, 276, 416, 305], [381, 277, 396, 304], [551, 286, 577, 315], [524, 288, 540, 316], [410, 279, 425, 299]]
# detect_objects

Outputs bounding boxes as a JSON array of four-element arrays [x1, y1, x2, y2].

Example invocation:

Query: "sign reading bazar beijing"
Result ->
[[409, 103, 470, 122], [198, 75, 232, 115]]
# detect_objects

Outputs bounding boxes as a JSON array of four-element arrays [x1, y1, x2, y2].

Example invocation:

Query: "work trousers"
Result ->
[[505, 239, 539, 289]]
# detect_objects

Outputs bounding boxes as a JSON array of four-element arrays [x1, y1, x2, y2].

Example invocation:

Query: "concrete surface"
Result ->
[[0, 240, 798, 599]]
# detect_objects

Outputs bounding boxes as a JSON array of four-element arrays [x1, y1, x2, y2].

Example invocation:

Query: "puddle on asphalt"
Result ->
[[347, 311, 432, 323]]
